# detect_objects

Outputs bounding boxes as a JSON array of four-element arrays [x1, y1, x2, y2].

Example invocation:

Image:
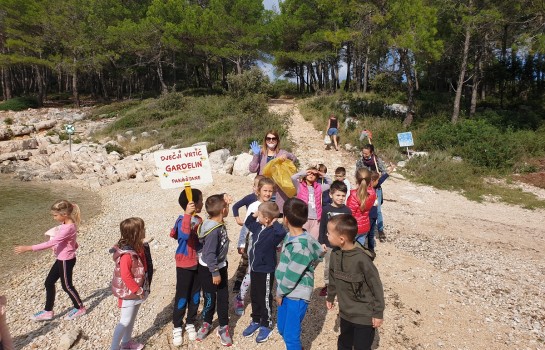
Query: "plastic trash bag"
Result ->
[[262, 158, 297, 198], [324, 135, 332, 145]]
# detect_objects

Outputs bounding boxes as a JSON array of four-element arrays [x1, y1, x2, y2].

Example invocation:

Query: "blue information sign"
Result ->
[[397, 132, 414, 147]]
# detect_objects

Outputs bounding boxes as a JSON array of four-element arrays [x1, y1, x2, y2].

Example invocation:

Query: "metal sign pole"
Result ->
[[69, 134, 72, 153]]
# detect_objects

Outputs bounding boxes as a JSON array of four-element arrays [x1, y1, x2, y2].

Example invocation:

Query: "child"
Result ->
[[111, 217, 152, 350], [14, 199, 86, 321], [334, 167, 351, 203], [170, 188, 203, 346], [346, 168, 376, 248], [242, 202, 287, 343], [291, 166, 332, 241], [317, 164, 332, 207], [233, 177, 275, 316], [232, 175, 263, 293], [0, 295, 14, 350], [326, 214, 384, 350], [276, 198, 324, 350], [317, 180, 352, 297], [196, 194, 232, 346], [368, 171, 389, 251]]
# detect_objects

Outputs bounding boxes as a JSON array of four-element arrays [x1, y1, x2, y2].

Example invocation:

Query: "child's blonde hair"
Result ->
[[257, 177, 275, 192], [118, 217, 146, 253], [51, 200, 81, 227], [355, 168, 372, 211]]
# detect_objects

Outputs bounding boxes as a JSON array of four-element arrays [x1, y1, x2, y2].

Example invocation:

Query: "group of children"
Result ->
[[10, 152, 388, 350]]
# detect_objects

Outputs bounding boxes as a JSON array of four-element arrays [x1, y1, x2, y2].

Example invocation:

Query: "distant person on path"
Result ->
[[0, 295, 14, 350], [326, 114, 340, 151], [249, 130, 298, 213], [356, 144, 388, 242], [14, 200, 87, 321], [170, 189, 203, 346], [276, 198, 324, 350], [110, 217, 152, 350], [326, 214, 384, 350], [347, 169, 377, 248]]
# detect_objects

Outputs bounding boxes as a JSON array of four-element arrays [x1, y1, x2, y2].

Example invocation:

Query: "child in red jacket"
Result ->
[[347, 168, 377, 248]]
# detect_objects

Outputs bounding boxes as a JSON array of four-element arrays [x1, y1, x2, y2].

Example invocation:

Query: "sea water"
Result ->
[[0, 175, 101, 279]]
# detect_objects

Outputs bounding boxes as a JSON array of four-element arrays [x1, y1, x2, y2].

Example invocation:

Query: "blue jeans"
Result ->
[[327, 128, 338, 136], [376, 188, 384, 232], [277, 297, 308, 350], [368, 219, 377, 251], [355, 233, 368, 248]]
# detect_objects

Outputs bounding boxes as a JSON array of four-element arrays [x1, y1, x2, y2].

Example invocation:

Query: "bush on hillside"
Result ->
[[0, 96, 40, 111], [227, 68, 270, 98]]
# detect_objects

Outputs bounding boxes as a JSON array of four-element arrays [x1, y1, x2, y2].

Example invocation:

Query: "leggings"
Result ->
[[111, 303, 141, 350], [44, 258, 84, 311], [199, 264, 229, 326], [238, 268, 251, 300]]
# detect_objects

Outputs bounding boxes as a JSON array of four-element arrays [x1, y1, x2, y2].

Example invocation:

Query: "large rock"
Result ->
[[34, 119, 57, 131], [10, 125, 34, 137], [209, 149, 230, 172], [232, 153, 253, 176], [0, 128, 12, 141], [0, 138, 38, 153]]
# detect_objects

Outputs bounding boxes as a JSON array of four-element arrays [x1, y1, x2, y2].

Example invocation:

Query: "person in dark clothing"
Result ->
[[242, 202, 287, 343], [318, 180, 352, 297], [326, 214, 384, 350]]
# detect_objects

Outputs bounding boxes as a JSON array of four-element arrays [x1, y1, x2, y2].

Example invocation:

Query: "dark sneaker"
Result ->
[[256, 327, 273, 343], [319, 286, 328, 297], [233, 295, 244, 316], [196, 322, 210, 342], [242, 321, 260, 337], [378, 230, 387, 242], [232, 280, 242, 293], [217, 325, 232, 346]]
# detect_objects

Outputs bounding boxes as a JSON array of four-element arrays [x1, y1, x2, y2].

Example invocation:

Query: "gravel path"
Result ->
[[3, 99, 544, 349]]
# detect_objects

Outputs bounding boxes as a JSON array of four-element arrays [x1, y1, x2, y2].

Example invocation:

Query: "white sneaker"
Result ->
[[186, 324, 197, 341], [173, 327, 183, 346]]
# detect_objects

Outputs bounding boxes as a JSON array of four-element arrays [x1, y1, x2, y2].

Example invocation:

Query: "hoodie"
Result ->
[[197, 219, 229, 277], [245, 214, 287, 273], [326, 246, 384, 325], [275, 231, 324, 301], [170, 214, 202, 269]]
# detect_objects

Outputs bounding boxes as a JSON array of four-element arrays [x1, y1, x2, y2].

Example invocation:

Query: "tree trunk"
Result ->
[[470, 52, 482, 117], [1, 67, 12, 100], [452, 24, 471, 124], [345, 42, 352, 91], [157, 60, 168, 94], [34, 65, 44, 107], [400, 49, 416, 127], [72, 57, 80, 107], [363, 46, 370, 93]]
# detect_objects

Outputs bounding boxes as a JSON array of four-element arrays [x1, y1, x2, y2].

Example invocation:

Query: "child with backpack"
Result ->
[[347, 168, 377, 248], [170, 188, 203, 346], [110, 217, 153, 350]]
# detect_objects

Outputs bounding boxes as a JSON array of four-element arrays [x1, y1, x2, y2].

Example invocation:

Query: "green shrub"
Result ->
[[157, 92, 186, 111], [0, 96, 40, 111], [227, 68, 270, 98], [4, 117, 13, 125], [267, 79, 299, 98], [105, 143, 124, 155]]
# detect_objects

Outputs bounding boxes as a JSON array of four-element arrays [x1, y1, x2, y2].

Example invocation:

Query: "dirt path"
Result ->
[[267, 99, 545, 349]]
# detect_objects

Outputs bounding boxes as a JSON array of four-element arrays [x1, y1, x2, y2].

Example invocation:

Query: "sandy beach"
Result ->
[[2, 100, 545, 349]]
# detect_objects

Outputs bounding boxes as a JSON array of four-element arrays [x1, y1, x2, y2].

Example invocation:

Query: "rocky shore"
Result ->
[[1, 101, 544, 349]]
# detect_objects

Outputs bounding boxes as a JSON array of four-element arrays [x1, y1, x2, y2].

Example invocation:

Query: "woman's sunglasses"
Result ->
[[266, 137, 278, 141]]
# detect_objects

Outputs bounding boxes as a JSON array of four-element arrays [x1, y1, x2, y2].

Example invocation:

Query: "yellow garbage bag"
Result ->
[[262, 158, 297, 198]]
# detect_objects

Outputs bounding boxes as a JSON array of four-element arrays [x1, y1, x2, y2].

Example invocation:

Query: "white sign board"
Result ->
[[397, 132, 414, 147], [64, 124, 75, 135], [154, 145, 213, 189]]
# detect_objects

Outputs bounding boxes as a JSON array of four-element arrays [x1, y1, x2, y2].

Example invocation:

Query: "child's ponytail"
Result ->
[[51, 199, 81, 227], [71, 203, 81, 227], [355, 168, 371, 211]]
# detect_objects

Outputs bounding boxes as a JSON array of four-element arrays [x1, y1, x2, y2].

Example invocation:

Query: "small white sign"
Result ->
[[64, 124, 75, 135], [397, 132, 414, 147], [154, 145, 213, 189]]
